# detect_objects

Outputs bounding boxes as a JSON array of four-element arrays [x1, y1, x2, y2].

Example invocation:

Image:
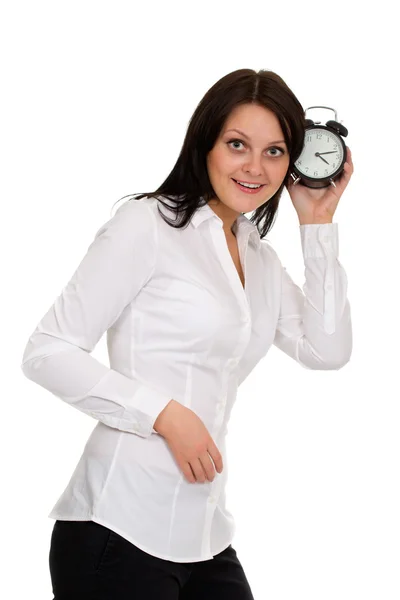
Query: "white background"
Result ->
[[3, 1, 399, 598]]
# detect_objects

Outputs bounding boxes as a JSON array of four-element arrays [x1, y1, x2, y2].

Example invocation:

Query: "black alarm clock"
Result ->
[[290, 106, 348, 189]]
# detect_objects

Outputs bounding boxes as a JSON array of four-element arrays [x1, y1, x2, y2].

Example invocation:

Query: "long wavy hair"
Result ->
[[111, 68, 306, 239]]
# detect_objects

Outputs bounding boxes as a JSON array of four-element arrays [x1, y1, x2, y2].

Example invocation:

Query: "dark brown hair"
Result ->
[[113, 68, 306, 239]]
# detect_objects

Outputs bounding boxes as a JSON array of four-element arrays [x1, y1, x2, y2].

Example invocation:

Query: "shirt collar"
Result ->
[[190, 198, 261, 250]]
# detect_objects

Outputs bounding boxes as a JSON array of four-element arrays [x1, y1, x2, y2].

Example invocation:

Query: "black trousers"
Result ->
[[49, 519, 255, 599]]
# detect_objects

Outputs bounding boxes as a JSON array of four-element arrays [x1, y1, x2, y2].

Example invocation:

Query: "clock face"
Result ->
[[294, 128, 344, 179]]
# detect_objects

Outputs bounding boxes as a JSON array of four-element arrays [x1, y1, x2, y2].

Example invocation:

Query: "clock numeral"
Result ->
[[317, 134, 322, 139], [314, 171, 318, 176], [333, 163, 336, 168], [333, 144, 337, 149], [307, 135, 311, 142], [305, 167, 309, 172], [298, 160, 302, 165]]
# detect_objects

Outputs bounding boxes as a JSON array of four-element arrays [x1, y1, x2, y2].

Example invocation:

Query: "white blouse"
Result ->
[[20, 195, 352, 563]]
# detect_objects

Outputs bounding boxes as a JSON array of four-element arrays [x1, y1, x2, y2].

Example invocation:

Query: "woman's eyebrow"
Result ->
[[225, 128, 287, 145]]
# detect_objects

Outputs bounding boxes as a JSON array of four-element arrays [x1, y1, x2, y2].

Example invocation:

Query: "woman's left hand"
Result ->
[[285, 146, 354, 224]]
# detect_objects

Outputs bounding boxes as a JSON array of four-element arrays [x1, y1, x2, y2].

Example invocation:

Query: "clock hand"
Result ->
[[315, 152, 330, 165], [317, 151, 337, 155]]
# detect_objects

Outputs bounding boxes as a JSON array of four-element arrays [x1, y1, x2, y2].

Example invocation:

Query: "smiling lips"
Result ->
[[232, 179, 265, 194]]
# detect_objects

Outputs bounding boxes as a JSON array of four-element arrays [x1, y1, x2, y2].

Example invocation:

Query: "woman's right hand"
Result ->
[[153, 399, 223, 484]]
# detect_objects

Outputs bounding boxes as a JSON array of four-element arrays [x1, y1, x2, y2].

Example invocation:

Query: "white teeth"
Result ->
[[236, 180, 262, 189]]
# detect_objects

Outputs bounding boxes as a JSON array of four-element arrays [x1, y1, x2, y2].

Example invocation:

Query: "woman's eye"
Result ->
[[268, 147, 285, 156], [227, 139, 285, 156], [228, 139, 245, 150]]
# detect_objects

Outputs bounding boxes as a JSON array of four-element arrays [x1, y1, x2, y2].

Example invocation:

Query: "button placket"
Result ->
[[209, 222, 250, 317]]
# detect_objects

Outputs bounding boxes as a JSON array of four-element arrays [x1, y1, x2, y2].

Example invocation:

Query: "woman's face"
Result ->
[[206, 103, 291, 218]]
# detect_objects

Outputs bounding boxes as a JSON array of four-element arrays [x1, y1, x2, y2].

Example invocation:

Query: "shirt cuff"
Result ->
[[299, 222, 339, 259]]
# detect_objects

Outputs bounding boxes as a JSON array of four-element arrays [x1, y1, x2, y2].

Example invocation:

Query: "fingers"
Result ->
[[201, 452, 219, 482], [162, 404, 224, 484], [190, 456, 211, 483], [188, 452, 218, 483], [334, 146, 353, 193], [208, 440, 223, 474], [182, 449, 222, 484], [345, 146, 354, 171], [182, 461, 196, 484]]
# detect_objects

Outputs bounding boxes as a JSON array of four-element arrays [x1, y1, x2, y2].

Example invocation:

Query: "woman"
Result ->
[[21, 68, 354, 599]]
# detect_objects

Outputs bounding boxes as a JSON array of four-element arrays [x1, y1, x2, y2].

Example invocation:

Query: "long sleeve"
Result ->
[[272, 222, 352, 370], [20, 199, 173, 437]]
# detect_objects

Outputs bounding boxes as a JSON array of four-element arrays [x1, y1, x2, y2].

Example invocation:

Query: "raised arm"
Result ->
[[270, 222, 352, 370]]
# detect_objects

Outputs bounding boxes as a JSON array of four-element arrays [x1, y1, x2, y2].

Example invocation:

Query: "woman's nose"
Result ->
[[243, 154, 263, 175]]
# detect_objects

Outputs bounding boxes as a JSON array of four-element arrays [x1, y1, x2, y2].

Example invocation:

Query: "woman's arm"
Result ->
[[20, 200, 173, 437], [271, 222, 352, 370]]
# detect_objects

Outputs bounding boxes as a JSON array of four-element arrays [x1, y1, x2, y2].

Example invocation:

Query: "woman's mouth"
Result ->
[[232, 179, 265, 194]]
